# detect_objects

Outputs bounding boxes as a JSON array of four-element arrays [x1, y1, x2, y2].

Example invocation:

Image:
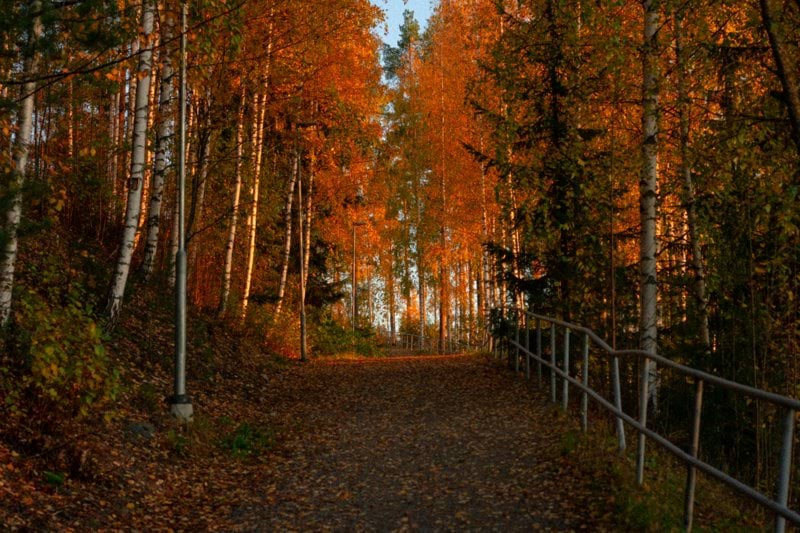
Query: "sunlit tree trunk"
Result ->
[[186, 99, 211, 244], [107, 0, 155, 322], [134, 56, 160, 252], [142, 11, 176, 278], [119, 37, 140, 221], [108, 89, 119, 201], [467, 260, 474, 346], [303, 161, 313, 289], [387, 252, 396, 344], [416, 183, 425, 347], [480, 161, 491, 333], [241, 90, 266, 320], [241, 19, 273, 320], [273, 150, 299, 318], [219, 90, 246, 315], [67, 78, 75, 160], [0, 5, 42, 326], [639, 0, 660, 405]]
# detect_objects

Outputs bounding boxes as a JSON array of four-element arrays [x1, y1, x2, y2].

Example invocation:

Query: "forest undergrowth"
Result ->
[[0, 276, 772, 530]]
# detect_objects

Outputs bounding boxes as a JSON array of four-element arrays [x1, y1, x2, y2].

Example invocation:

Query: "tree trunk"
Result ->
[[303, 160, 313, 289], [639, 0, 660, 405], [0, 5, 42, 326], [240, 90, 266, 320], [134, 57, 160, 252], [273, 151, 299, 318], [219, 90, 246, 315], [760, 0, 800, 155], [142, 12, 176, 279], [107, 0, 155, 322], [120, 37, 140, 222], [298, 161, 307, 361], [675, 9, 710, 349], [186, 102, 211, 244], [388, 254, 396, 344], [417, 187, 425, 348]]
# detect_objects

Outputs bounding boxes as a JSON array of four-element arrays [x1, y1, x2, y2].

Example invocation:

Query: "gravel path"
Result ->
[[239, 354, 613, 531]]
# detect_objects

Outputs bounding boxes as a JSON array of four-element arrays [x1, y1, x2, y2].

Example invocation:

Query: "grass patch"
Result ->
[[219, 422, 275, 458], [563, 421, 768, 531]]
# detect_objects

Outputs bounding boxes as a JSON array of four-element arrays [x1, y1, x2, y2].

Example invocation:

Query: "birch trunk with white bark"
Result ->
[[0, 5, 42, 326], [218, 91, 246, 315], [107, 0, 155, 321], [240, 91, 266, 320], [639, 0, 660, 405], [142, 12, 175, 278], [273, 151, 299, 318]]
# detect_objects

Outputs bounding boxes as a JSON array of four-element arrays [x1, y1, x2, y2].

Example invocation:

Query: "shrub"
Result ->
[[313, 315, 380, 356], [1, 278, 119, 434]]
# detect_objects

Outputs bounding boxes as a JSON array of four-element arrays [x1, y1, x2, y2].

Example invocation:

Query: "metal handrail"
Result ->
[[389, 332, 483, 354], [491, 306, 799, 531]]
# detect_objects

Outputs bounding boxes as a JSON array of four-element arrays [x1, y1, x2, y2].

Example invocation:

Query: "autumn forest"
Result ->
[[1, 0, 800, 528]]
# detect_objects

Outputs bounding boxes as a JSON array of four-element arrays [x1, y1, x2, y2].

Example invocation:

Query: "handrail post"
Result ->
[[562, 329, 570, 412], [612, 355, 626, 452], [636, 355, 651, 485], [581, 332, 589, 432], [525, 313, 531, 380], [536, 318, 542, 385], [550, 323, 557, 403], [775, 408, 795, 533], [684, 379, 703, 532]]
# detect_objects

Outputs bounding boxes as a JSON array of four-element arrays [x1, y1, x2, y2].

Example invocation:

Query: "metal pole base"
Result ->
[[170, 395, 193, 422]]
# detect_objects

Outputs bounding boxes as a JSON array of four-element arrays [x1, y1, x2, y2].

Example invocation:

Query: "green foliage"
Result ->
[[43, 470, 65, 487], [312, 315, 381, 357], [220, 422, 274, 458], [565, 425, 765, 531], [1, 261, 118, 431]]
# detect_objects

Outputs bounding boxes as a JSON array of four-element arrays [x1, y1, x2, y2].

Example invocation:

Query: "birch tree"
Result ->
[[273, 151, 299, 318], [0, 2, 42, 326], [218, 90, 246, 315], [107, 0, 155, 321], [240, 89, 266, 319], [639, 0, 660, 404], [142, 8, 176, 278]]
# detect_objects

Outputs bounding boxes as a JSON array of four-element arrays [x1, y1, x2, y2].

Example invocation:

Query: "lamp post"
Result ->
[[352, 220, 366, 334], [170, 0, 192, 422]]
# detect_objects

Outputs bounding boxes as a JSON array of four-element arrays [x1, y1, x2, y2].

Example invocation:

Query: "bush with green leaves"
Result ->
[[1, 280, 119, 431], [313, 315, 380, 356]]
